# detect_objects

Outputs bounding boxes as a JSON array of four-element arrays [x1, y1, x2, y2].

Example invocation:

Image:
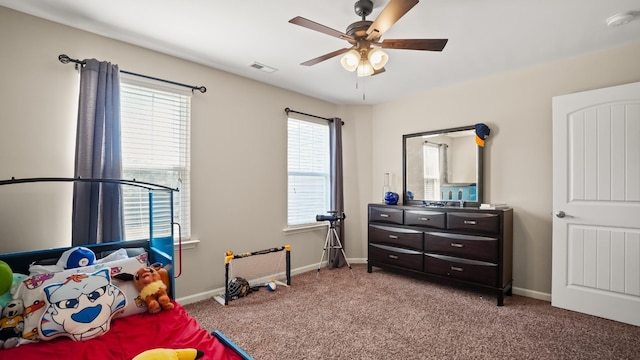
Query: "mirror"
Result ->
[[403, 125, 483, 207]]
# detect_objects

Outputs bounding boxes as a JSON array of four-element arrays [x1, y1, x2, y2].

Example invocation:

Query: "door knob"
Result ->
[[555, 211, 566, 218]]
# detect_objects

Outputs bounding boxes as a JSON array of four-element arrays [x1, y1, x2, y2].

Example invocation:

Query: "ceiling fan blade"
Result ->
[[378, 38, 448, 51], [289, 16, 354, 41], [301, 48, 352, 66], [372, 67, 386, 76], [366, 0, 419, 40]]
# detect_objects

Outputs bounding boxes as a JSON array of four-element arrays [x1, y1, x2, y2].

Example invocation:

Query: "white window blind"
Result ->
[[120, 78, 191, 241], [287, 117, 330, 226], [423, 143, 440, 200]]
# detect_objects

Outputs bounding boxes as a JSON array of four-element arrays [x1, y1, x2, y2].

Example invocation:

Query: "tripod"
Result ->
[[317, 219, 354, 278]]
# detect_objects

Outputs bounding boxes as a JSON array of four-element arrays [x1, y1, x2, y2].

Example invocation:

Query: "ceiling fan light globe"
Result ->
[[368, 48, 388, 70], [340, 50, 361, 72], [356, 59, 374, 77]]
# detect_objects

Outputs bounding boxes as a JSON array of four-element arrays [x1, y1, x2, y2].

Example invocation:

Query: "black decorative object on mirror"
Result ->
[[402, 125, 483, 207]]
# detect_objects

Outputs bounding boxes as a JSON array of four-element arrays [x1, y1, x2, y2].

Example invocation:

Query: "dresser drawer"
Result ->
[[369, 206, 403, 225], [369, 244, 423, 272], [369, 224, 423, 250], [424, 232, 497, 262], [424, 254, 497, 286], [405, 210, 446, 229], [447, 212, 500, 234]]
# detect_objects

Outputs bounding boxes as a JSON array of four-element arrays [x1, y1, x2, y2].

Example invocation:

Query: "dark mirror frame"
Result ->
[[402, 125, 484, 207]]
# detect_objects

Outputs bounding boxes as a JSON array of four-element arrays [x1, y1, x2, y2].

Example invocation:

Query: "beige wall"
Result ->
[[371, 42, 640, 296], [0, 7, 372, 299], [2, 5, 640, 301]]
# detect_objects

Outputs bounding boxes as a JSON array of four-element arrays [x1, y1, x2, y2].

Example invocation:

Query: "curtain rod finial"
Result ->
[[59, 54, 70, 64]]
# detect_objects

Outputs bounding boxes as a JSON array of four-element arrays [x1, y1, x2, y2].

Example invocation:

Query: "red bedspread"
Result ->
[[1, 301, 245, 360]]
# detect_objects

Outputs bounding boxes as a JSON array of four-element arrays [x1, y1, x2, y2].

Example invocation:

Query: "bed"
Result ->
[[0, 178, 252, 360]]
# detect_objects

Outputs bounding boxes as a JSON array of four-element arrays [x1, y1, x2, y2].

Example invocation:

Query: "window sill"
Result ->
[[174, 239, 200, 250], [283, 223, 328, 234]]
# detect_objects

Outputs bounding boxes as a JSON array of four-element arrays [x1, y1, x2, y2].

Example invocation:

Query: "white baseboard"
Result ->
[[512, 286, 551, 302], [177, 261, 341, 305], [176, 258, 551, 305], [348, 258, 367, 264]]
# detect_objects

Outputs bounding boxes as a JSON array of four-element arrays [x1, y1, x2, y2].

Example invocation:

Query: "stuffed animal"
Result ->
[[1, 274, 28, 308], [0, 261, 12, 296], [133, 348, 204, 360], [0, 299, 25, 349], [57, 246, 96, 269], [115, 264, 173, 314]]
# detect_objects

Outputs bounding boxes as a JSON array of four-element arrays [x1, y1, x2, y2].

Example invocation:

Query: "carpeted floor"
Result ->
[[183, 264, 640, 360]]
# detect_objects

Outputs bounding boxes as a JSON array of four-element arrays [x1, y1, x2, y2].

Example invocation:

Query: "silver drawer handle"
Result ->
[[450, 243, 464, 248], [388, 235, 398, 239], [379, 214, 390, 218], [388, 254, 399, 259], [463, 220, 477, 225], [451, 266, 463, 272], [419, 217, 430, 221]]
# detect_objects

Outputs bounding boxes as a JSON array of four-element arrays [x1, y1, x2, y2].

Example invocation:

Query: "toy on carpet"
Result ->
[[115, 264, 174, 314], [266, 280, 277, 292], [227, 277, 253, 300], [56, 246, 96, 269], [133, 348, 204, 360], [0, 299, 24, 349]]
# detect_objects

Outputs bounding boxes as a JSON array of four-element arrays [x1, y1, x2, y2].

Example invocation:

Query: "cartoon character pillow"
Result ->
[[16, 252, 148, 344], [38, 269, 126, 341]]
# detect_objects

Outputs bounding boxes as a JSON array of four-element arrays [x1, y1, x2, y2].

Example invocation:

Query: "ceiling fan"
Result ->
[[289, 0, 448, 77]]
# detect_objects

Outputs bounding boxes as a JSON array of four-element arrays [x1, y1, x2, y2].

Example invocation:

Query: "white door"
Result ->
[[552, 81, 640, 326]]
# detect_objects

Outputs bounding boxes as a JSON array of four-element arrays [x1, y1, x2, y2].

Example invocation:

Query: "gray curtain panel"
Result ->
[[328, 117, 346, 269], [439, 143, 448, 185], [72, 59, 124, 245]]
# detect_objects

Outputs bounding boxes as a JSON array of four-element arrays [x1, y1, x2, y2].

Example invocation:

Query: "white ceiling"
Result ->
[[1, 0, 639, 105]]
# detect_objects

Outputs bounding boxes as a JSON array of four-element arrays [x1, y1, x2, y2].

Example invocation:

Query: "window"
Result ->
[[120, 78, 191, 241], [423, 143, 440, 200], [287, 117, 330, 226]]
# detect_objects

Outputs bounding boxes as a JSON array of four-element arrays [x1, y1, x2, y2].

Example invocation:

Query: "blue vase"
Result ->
[[384, 191, 399, 205]]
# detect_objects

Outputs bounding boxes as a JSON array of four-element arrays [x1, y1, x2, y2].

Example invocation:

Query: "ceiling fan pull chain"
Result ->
[[354, 73, 366, 101], [362, 78, 366, 101]]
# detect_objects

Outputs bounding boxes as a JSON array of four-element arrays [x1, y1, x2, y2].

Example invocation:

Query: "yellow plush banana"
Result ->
[[132, 348, 204, 360]]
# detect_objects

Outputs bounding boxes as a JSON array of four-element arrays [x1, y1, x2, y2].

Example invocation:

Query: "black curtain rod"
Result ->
[[284, 108, 344, 125], [0, 176, 179, 192], [58, 54, 206, 93]]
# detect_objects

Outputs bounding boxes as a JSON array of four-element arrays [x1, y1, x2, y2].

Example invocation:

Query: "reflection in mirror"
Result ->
[[403, 125, 483, 207]]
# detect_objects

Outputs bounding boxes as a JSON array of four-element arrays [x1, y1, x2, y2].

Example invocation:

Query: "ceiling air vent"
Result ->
[[249, 62, 278, 73]]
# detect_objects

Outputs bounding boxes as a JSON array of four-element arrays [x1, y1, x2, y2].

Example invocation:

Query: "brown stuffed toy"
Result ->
[[116, 265, 174, 314]]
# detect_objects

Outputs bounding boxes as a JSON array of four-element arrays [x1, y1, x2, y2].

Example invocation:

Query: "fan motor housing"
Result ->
[[354, 0, 374, 18], [346, 20, 373, 39]]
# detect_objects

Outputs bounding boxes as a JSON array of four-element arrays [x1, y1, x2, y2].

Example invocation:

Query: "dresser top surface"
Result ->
[[369, 203, 512, 213]]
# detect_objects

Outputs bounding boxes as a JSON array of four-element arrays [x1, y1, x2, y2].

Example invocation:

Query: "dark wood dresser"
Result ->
[[368, 204, 513, 305]]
